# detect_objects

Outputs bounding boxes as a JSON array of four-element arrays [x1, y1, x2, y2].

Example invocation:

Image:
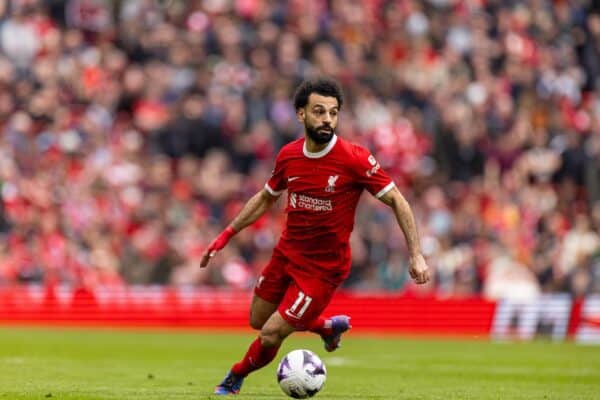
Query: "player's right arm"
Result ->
[[200, 146, 289, 268], [200, 188, 280, 268]]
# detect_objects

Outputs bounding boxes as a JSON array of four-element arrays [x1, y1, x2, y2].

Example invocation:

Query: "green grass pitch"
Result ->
[[0, 326, 599, 399]]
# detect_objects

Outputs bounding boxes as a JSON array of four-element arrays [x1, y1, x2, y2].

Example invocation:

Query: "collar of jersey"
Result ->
[[303, 134, 338, 159]]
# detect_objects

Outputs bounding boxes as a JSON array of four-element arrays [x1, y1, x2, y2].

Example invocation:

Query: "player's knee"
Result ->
[[259, 328, 283, 348]]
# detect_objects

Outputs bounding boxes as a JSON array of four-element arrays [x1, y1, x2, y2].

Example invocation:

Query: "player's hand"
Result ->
[[408, 253, 430, 285], [200, 226, 237, 268]]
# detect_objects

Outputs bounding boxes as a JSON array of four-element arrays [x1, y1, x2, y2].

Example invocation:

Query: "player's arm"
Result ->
[[200, 188, 279, 268], [378, 186, 430, 285]]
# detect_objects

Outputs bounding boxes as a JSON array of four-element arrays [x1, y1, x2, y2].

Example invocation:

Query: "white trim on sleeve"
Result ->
[[264, 183, 284, 196], [375, 182, 396, 198]]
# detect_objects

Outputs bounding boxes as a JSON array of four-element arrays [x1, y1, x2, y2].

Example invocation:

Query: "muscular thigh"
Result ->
[[251, 250, 293, 329], [249, 294, 278, 329]]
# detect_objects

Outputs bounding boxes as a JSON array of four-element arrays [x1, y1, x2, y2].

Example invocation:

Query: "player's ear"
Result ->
[[296, 108, 305, 123]]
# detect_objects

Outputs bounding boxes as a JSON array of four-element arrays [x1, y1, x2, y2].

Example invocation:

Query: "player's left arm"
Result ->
[[378, 186, 430, 285]]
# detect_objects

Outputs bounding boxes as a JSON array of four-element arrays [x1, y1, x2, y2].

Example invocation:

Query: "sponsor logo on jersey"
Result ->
[[289, 192, 332, 211], [325, 175, 338, 192]]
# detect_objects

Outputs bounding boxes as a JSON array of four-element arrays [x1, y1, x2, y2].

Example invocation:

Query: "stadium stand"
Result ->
[[0, 0, 599, 301]]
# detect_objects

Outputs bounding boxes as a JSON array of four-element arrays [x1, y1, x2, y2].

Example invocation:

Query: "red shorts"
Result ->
[[254, 249, 338, 330]]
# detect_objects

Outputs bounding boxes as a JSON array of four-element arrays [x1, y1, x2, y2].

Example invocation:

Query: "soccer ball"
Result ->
[[277, 349, 327, 398]]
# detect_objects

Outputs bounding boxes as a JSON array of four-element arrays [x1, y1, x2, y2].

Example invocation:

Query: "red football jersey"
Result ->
[[265, 135, 395, 284]]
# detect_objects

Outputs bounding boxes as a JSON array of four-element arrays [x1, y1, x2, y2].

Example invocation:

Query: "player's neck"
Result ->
[[304, 136, 330, 153]]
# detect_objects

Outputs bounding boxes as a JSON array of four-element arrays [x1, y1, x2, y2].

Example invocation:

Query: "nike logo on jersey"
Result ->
[[288, 176, 300, 182], [284, 309, 301, 319]]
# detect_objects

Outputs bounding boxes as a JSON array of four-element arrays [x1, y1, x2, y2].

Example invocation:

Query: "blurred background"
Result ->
[[0, 0, 600, 306]]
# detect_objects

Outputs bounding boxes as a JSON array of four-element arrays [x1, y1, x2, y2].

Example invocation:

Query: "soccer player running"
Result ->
[[201, 77, 430, 395]]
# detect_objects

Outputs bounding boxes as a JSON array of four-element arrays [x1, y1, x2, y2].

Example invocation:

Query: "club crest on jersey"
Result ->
[[325, 175, 339, 192]]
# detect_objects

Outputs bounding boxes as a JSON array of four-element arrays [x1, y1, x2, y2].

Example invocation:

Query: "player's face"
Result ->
[[298, 94, 339, 144]]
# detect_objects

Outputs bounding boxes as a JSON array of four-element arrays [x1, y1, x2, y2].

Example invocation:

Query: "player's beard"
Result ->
[[305, 123, 335, 144]]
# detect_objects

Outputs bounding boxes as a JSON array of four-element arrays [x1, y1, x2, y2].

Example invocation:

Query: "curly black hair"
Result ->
[[293, 77, 344, 110]]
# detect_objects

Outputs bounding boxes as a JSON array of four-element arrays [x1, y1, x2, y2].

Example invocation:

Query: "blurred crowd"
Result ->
[[0, 0, 599, 299]]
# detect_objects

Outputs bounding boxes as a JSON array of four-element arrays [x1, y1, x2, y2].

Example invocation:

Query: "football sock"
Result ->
[[307, 316, 332, 336], [231, 337, 280, 377]]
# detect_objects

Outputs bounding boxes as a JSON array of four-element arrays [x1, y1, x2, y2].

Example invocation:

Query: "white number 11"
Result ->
[[287, 291, 312, 318]]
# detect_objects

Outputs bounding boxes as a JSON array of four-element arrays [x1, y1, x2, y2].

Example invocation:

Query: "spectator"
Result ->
[[0, 0, 598, 299]]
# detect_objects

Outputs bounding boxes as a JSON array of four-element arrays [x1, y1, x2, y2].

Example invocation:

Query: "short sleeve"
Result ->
[[352, 146, 395, 198], [265, 150, 287, 196]]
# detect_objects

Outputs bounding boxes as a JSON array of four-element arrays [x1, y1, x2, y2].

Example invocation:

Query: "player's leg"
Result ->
[[214, 252, 290, 395], [249, 294, 278, 330], [214, 275, 331, 395], [231, 277, 333, 373], [307, 314, 352, 352], [285, 271, 351, 352], [231, 311, 296, 376], [278, 272, 350, 351], [214, 306, 296, 395]]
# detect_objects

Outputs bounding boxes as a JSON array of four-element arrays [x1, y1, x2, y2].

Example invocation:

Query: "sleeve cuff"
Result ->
[[264, 183, 284, 196], [375, 182, 395, 198]]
